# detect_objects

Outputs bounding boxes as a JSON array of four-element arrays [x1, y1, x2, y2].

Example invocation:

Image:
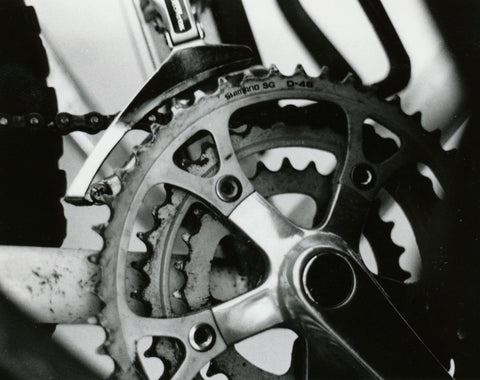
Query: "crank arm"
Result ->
[[0, 246, 147, 324], [0, 246, 230, 325], [0, 246, 100, 323]]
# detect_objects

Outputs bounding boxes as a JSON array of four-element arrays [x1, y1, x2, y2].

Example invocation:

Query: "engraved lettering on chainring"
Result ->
[[0, 1, 469, 379]]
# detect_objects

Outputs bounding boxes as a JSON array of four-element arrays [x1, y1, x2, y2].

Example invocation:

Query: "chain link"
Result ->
[[0, 112, 116, 135]]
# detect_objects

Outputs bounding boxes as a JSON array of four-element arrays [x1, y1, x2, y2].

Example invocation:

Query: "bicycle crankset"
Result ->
[[91, 64, 457, 379]]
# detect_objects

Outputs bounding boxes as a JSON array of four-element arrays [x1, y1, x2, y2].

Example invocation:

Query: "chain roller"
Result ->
[[0, 112, 116, 135]]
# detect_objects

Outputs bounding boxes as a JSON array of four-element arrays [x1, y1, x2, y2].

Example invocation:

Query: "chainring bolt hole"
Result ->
[[352, 163, 376, 190], [189, 323, 216, 352], [216, 175, 242, 202]]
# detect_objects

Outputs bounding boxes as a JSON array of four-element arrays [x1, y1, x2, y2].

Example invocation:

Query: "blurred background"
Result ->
[[21, 0, 466, 377]]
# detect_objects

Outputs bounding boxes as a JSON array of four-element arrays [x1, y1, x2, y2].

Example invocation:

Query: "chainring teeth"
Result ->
[[94, 64, 457, 379]]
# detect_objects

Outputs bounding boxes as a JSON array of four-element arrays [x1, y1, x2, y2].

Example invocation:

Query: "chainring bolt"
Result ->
[[189, 324, 216, 352], [352, 163, 376, 190], [216, 175, 242, 202]]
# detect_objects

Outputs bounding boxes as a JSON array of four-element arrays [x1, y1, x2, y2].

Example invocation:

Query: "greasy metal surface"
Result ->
[[96, 66, 456, 378], [0, 246, 146, 324], [0, 1, 466, 378], [0, 246, 100, 323], [140, 104, 339, 378], [66, 44, 253, 204]]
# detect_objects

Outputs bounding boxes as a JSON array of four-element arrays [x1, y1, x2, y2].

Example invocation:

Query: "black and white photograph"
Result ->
[[0, 0, 478, 378]]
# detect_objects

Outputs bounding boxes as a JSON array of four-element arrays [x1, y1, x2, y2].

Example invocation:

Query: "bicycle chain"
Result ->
[[0, 111, 149, 135], [1, 61, 456, 377]]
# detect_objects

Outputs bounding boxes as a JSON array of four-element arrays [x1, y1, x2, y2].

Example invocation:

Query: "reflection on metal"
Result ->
[[0, 1, 469, 378], [65, 44, 252, 204], [151, 0, 203, 47], [90, 66, 456, 378]]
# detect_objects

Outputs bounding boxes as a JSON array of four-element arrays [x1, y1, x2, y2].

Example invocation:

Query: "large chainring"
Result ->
[[96, 65, 457, 379]]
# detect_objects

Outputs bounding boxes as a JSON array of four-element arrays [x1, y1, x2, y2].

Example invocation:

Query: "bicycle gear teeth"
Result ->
[[94, 65, 459, 379], [364, 201, 409, 281], [142, 188, 188, 317], [183, 214, 229, 310], [389, 166, 447, 264], [175, 156, 335, 313]]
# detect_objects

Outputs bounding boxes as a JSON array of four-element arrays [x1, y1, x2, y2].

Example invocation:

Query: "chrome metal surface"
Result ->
[[302, 251, 356, 307], [93, 67, 455, 378], [66, 119, 130, 204], [278, 234, 451, 379], [151, 0, 202, 47], [0, 1, 470, 378], [65, 44, 253, 204], [0, 247, 150, 324], [188, 323, 216, 352]]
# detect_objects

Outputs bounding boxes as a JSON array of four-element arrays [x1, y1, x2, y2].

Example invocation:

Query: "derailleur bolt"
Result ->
[[352, 163, 376, 190], [189, 324, 216, 352], [216, 175, 242, 202]]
